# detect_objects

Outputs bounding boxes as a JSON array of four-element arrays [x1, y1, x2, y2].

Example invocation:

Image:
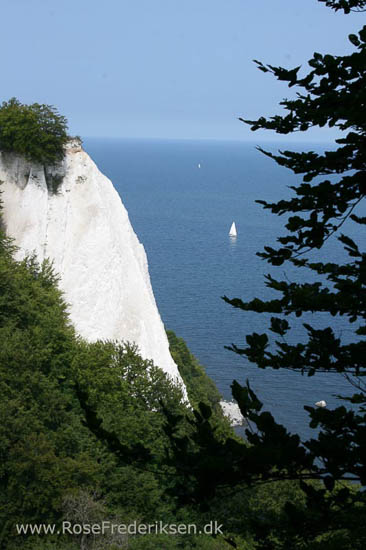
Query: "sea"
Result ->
[[83, 137, 362, 440]]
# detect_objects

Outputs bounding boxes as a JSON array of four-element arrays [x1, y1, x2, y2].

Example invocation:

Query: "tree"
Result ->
[[0, 98, 68, 165]]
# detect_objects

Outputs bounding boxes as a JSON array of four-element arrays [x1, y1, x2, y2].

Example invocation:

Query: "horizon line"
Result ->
[[81, 135, 337, 145]]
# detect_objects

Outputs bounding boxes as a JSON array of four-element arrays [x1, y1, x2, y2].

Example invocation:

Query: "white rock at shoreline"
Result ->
[[220, 400, 245, 427]]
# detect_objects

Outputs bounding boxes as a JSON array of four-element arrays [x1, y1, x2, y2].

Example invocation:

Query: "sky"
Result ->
[[0, 0, 363, 141]]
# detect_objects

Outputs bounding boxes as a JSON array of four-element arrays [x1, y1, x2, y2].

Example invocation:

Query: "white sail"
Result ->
[[229, 222, 237, 237]]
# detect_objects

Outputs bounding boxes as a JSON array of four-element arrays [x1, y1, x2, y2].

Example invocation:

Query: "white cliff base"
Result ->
[[0, 141, 186, 394], [220, 400, 246, 427]]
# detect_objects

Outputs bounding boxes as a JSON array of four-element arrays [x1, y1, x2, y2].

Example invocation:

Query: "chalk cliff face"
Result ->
[[0, 140, 185, 391]]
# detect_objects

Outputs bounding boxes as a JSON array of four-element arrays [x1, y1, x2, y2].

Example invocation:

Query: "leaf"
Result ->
[[349, 33, 360, 46], [270, 317, 290, 336]]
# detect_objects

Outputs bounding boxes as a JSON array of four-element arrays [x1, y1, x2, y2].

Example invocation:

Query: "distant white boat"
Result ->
[[229, 222, 237, 237], [198, 163, 201, 169], [315, 400, 327, 408]]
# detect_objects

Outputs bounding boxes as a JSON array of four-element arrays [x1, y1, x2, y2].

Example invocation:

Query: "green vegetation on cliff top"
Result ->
[[0, 98, 68, 165]]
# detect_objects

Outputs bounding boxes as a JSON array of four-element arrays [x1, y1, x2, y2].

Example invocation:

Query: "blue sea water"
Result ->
[[83, 137, 361, 439]]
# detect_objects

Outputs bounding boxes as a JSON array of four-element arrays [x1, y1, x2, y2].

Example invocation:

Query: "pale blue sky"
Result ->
[[0, 0, 363, 141]]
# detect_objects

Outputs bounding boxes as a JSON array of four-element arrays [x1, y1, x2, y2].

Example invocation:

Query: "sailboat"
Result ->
[[229, 222, 237, 237]]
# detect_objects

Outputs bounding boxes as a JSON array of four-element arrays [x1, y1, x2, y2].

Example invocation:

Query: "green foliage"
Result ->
[[167, 330, 234, 443], [0, 236, 100, 546], [74, 339, 185, 444], [0, 98, 68, 165], [167, 330, 222, 412]]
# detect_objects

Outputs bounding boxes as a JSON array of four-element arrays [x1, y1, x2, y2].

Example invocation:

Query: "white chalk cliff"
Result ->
[[0, 140, 185, 392]]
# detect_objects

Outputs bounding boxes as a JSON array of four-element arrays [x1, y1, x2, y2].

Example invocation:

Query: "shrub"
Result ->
[[0, 98, 68, 165], [167, 330, 222, 412]]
